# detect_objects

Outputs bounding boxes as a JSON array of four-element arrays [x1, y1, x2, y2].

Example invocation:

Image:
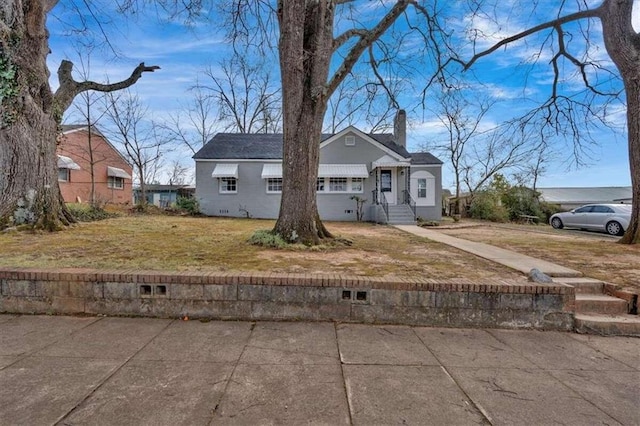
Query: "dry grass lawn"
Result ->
[[0, 215, 526, 282], [439, 223, 640, 293]]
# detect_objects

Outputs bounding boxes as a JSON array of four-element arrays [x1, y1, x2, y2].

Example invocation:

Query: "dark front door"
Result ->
[[379, 169, 395, 204]]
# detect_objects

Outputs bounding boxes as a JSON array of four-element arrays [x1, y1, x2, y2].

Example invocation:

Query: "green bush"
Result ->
[[501, 186, 543, 221], [175, 197, 200, 215], [247, 229, 288, 249], [469, 191, 509, 222], [67, 204, 116, 222], [540, 202, 564, 223]]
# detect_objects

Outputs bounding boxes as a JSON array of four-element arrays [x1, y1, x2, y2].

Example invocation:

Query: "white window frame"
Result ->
[[345, 135, 356, 146], [219, 177, 237, 194], [317, 178, 325, 192], [107, 176, 124, 189], [417, 178, 427, 199], [266, 178, 283, 193], [58, 168, 70, 182], [329, 177, 348, 192], [351, 177, 363, 193]]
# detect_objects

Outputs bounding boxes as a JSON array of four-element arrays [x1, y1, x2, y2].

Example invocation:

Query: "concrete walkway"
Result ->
[[395, 225, 582, 277], [1, 315, 638, 425]]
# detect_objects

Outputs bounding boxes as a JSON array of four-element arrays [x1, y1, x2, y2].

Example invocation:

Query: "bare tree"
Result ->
[[224, 0, 450, 244], [160, 84, 219, 156], [458, 1, 639, 243], [427, 87, 495, 214], [460, 127, 537, 195], [324, 69, 406, 134], [103, 90, 170, 206], [0, 1, 159, 230], [200, 54, 282, 133], [165, 159, 190, 186], [65, 51, 113, 207]]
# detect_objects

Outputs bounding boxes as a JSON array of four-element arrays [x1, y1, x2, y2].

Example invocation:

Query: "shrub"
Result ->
[[540, 202, 564, 223], [469, 191, 509, 222], [501, 186, 543, 221], [247, 229, 288, 249], [175, 197, 200, 215], [67, 204, 116, 222]]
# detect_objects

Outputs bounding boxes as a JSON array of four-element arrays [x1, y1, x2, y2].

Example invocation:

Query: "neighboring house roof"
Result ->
[[193, 131, 420, 161], [538, 187, 632, 204], [60, 124, 132, 168], [60, 124, 105, 137]]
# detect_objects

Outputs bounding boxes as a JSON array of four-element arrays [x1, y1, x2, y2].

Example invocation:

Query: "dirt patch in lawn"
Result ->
[[0, 215, 525, 282], [438, 223, 640, 293]]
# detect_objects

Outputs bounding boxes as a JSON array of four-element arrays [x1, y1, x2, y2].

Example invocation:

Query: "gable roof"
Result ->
[[319, 126, 411, 160], [59, 123, 132, 168], [61, 124, 106, 138], [193, 130, 415, 160]]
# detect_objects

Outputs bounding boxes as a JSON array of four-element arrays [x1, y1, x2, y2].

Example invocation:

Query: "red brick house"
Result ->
[[56, 125, 133, 205]]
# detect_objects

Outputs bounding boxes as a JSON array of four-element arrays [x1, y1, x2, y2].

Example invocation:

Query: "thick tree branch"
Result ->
[[53, 60, 160, 116], [326, 0, 410, 99], [463, 7, 603, 70], [333, 28, 368, 52]]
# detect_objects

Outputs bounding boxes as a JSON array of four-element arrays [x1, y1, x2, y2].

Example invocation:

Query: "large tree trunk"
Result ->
[[274, 0, 334, 244], [617, 76, 640, 244], [0, 1, 73, 230], [600, 0, 640, 244]]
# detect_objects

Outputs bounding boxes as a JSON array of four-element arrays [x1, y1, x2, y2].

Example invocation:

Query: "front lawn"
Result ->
[[439, 223, 640, 293], [0, 215, 524, 282]]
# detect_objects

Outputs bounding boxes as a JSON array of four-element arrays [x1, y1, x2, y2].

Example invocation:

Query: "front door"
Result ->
[[380, 169, 396, 205]]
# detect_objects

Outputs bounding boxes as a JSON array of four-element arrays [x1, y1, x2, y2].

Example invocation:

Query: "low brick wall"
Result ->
[[0, 268, 575, 330]]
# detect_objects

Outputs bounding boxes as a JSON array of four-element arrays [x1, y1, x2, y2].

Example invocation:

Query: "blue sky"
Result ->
[[46, 0, 633, 190]]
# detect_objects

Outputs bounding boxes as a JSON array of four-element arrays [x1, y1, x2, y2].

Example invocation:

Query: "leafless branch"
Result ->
[[54, 60, 159, 115]]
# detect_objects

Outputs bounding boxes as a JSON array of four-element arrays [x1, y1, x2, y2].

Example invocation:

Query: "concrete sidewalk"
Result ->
[[1, 315, 638, 425], [395, 225, 582, 277]]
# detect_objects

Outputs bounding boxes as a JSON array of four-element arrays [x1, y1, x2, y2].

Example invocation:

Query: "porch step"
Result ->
[[386, 205, 416, 225], [553, 277, 604, 294], [575, 313, 640, 336], [575, 294, 629, 315]]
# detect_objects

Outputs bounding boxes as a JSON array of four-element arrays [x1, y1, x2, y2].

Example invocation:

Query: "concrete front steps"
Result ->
[[554, 277, 640, 336], [386, 205, 416, 225]]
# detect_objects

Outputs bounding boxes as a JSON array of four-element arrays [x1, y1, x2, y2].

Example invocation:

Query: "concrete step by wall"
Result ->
[[575, 313, 640, 336], [386, 205, 416, 225], [553, 277, 604, 294], [555, 277, 639, 335], [575, 294, 629, 315]]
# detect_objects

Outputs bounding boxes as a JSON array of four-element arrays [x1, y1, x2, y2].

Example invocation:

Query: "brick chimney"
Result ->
[[394, 109, 406, 148]]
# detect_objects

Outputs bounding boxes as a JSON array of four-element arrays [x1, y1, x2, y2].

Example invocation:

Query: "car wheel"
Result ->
[[551, 217, 564, 229], [606, 221, 624, 236]]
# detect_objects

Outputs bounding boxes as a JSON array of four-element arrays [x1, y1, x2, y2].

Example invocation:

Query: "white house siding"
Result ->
[[194, 129, 443, 222], [410, 165, 442, 221], [195, 161, 282, 219], [320, 132, 409, 206]]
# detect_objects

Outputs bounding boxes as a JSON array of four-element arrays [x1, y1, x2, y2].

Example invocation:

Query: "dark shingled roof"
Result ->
[[193, 132, 416, 160], [409, 152, 443, 165]]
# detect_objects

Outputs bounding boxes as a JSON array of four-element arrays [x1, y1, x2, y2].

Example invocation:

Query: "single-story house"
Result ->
[[538, 186, 632, 210], [193, 111, 443, 223], [133, 184, 195, 207]]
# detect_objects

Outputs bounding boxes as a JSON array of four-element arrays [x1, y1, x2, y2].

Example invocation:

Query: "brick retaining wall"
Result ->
[[0, 268, 575, 330]]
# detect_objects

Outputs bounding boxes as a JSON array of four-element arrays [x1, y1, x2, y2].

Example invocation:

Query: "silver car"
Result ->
[[550, 204, 632, 236]]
